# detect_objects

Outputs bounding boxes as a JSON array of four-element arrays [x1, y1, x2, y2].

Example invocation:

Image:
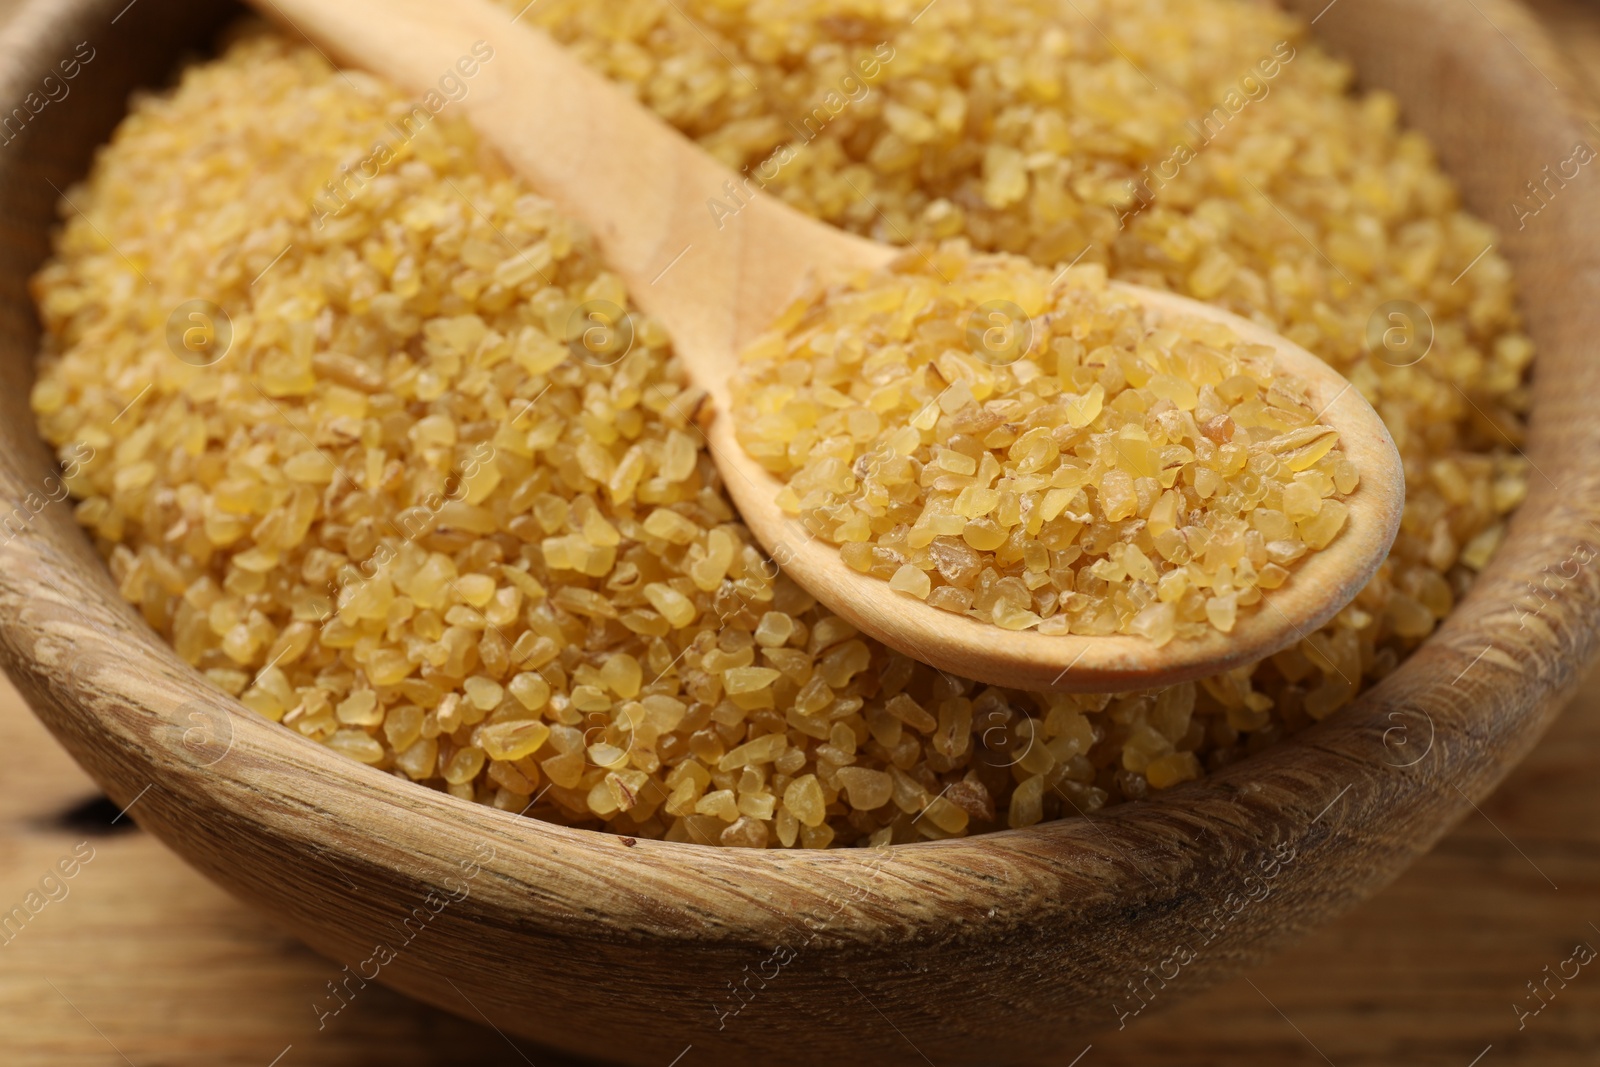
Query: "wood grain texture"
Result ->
[[701, 275, 1408, 695], [260, 0, 1407, 694], [2, 665, 1598, 1067], [0, 1, 1596, 1066]]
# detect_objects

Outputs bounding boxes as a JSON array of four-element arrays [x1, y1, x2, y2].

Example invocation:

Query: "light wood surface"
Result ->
[[2, 661, 1597, 1067], [260, 0, 1405, 695], [2, 0, 1599, 1065]]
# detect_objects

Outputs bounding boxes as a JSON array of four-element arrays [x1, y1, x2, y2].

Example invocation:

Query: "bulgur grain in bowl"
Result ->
[[0, 0, 1595, 1063], [25, 0, 1521, 844]]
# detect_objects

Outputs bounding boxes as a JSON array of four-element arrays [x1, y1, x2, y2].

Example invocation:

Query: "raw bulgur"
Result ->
[[518, 0, 1527, 720], [32, 33, 1121, 845], [522, 0, 1529, 642], [29, 0, 1531, 846], [731, 243, 1354, 640]]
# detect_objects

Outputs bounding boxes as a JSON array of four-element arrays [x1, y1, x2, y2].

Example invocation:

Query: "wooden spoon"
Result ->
[[254, 0, 1404, 693]]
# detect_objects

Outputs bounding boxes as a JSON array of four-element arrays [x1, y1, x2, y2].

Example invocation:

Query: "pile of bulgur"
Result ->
[[32, 34, 1114, 845], [29, 0, 1530, 847], [732, 244, 1354, 641], [524, 0, 1528, 622], [519, 0, 1527, 723]]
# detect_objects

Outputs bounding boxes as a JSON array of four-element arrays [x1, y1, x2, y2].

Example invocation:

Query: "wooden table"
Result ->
[[6, 1, 1600, 1064], [5, 662, 1597, 1067]]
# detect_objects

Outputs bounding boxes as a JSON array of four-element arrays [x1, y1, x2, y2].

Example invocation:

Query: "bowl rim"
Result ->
[[1, 0, 1597, 974]]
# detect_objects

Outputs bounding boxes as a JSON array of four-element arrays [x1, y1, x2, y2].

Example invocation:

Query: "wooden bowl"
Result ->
[[1, 1, 1595, 1064]]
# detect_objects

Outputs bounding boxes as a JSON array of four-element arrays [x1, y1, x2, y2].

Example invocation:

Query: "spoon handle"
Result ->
[[257, 0, 884, 400]]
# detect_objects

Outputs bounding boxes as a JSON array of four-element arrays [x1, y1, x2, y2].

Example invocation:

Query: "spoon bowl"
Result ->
[[717, 283, 1405, 691], [261, 0, 1405, 691]]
